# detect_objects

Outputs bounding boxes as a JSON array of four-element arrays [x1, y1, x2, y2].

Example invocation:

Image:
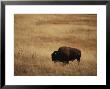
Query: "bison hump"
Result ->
[[58, 46, 81, 56]]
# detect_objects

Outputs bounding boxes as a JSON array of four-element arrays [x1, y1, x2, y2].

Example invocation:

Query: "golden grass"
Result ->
[[14, 14, 97, 76]]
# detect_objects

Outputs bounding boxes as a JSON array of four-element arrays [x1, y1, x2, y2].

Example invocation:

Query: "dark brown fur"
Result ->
[[51, 46, 81, 64]]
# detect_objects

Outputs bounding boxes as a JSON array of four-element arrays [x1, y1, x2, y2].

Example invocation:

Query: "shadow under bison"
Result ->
[[51, 46, 81, 64]]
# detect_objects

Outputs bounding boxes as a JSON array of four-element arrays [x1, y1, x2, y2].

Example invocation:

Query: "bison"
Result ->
[[51, 46, 81, 64]]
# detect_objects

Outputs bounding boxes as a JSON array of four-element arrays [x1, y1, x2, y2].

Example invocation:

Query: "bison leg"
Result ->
[[71, 59, 75, 62], [77, 57, 80, 65], [54, 61, 57, 63], [64, 61, 69, 64]]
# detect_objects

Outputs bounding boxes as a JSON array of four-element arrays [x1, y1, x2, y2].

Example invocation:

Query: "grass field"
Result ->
[[14, 14, 97, 76]]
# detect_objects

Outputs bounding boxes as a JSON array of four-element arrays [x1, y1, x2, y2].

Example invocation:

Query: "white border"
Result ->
[[5, 5, 106, 85]]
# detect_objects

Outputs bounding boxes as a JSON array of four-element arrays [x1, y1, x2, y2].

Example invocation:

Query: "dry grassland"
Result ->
[[14, 14, 97, 76]]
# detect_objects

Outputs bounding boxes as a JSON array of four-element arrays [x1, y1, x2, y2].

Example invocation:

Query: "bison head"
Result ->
[[51, 51, 62, 62]]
